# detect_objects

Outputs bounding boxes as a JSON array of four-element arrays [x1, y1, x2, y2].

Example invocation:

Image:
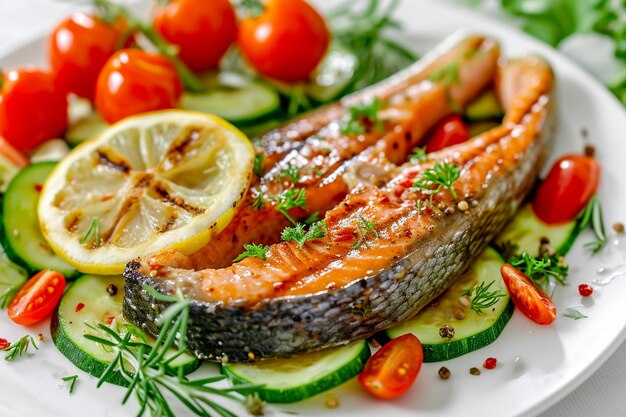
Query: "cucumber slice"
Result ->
[[494, 203, 580, 257], [1, 162, 79, 278], [465, 90, 503, 121], [181, 72, 280, 125], [222, 340, 370, 403], [239, 118, 284, 139], [386, 247, 513, 362], [66, 112, 108, 147], [51, 275, 199, 386], [306, 45, 358, 103], [0, 245, 28, 308]]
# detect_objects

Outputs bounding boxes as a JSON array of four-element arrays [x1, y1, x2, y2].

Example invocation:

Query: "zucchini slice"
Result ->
[[386, 247, 512, 362], [494, 203, 581, 257], [0, 245, 28, 308], [181, 73, 280, 125], [51, 275, 199, 386], [1, 162, 79, 278], [222, 340, 370, 403]]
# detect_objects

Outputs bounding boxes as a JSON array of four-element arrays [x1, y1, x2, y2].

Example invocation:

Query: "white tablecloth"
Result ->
[[0, 1, 624, 416]]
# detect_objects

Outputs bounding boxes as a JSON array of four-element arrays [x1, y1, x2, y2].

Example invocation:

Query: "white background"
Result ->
[[0, 1, 624, 416]]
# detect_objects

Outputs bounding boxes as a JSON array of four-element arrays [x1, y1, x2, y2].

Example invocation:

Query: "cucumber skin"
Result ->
[[421, 300, 514, 362], [0, 162, 80, 279], [221, 342, 371, 404]]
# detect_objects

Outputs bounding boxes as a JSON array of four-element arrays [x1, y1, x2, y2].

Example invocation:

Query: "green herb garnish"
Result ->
[[409, 146, 428, 163], [429, 61, 460, 86], [233, 243, 270, 262], [280, 164, 303, 183], [281, 220, 327, 248], [352, 215, 378, 249], [460, 280, 507, 314], [341, 98, 384, 135], [80, 218, 101, 248], [253, 153, 265, 177], [578, 195, 607, 254], [564, 308, 588, 320], [61, 375, 79, 394], [413, 162, 461, 200], [302, 211, 320, 225], [84, 286, 262, 417], [510, 252, 569, 286], [4, 335, 38, 361], [252, 191, 265, 210], [270, 188, 307, 225]]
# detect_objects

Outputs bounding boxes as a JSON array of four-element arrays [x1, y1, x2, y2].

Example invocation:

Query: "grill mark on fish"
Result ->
[[124, 37, 554, 362]]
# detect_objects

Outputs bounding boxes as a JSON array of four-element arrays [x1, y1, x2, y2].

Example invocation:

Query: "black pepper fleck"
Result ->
[[107, 284, 118, 296]]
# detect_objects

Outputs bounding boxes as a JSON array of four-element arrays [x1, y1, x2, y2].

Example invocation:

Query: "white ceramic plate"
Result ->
[[1, 2, 626, 417]]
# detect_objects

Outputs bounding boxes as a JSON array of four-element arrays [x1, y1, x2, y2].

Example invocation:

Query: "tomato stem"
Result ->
[[0, 68, 3, 90], [92, 0, 204, 93], [236, 0, 265, 18]]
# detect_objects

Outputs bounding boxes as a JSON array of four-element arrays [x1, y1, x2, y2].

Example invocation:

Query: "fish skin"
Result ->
[[124, 45, 554, 362]]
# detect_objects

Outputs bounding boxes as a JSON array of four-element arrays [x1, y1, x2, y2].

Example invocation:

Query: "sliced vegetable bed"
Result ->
[[1, 162, 79, 278], [51, 274, 199, 386], [386, 247, 512, 362], [222, 340, 370, 403]]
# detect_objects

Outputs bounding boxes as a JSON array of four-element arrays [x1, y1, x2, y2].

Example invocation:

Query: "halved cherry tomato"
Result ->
[[358, 334, 423, 399], [0, 67, 68, 152], [153, 0, 237, 72], [425, 115, 470, 153], [95, 49, 182, 124], [48, 13, 131, 100], [8, 270, 66, 326], [532, 153, 600, 224], [501, 263, 556, 325], [238, 0, 330, 83]]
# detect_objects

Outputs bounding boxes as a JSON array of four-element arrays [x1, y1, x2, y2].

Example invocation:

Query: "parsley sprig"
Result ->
[[510, 252, 569, 287], [84, 286, 262, 417], [281, 220, 327, 248], [413, 162, 461, 200], [4, 335, 38, 361], [233, 243, 270, 262], [280, 164, 303, 183], [460, 280, 507, 314], [409, 146, 428, 163], [352, 216, 379, 249], [253, 153, 265, 177], [270, 188, 307, 225], [341, 98, 384, 135]]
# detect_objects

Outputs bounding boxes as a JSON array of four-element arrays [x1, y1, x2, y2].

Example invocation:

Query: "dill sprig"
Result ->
[[270, 188, 307, 225], [409, 146, 428, 163], [80, 218, 101, 248], [352, 216, 379, 249], [281, 220, 327, 248], [61, 375, 79, 394], [84, 286, 262, 417], [330, 0, 417, 91], [578, 195, 607, 254], [4, 335, 38, 361], [509, 252, 569, 287], [340, 98, 384, 135], [413, 162, 461, 200], [460, 281, 507, 314], [233, 243, 270, 262]]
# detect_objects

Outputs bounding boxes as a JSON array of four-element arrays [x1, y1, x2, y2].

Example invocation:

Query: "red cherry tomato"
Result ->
[[501, 263, 556, 325], [153, 0, 237, 72], [532, 154, 600, 224], [8, 270, 66, 326], [238, 0, 330, 83], [358, 334, 423, 400], [425, 115, 470, 153], [95, 49, 182, 124], [48, 13, 131, 100], [0, 67, 68, 152]]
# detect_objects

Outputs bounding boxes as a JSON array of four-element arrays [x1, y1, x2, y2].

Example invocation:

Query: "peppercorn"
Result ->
[[438, 366, 451, 380], [584, 144, 595, 157], [453, 307, 466, 320], [439, 324, 455, 339], [107, 283, 118, 296], [469, 367, 481, 376], [325, 396, 340, 408], [614, 223, 625, 233], [578, 284, 593, 297]]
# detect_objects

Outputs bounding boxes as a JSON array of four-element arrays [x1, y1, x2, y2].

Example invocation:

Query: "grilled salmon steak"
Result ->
[[124, 33, 555, 362]]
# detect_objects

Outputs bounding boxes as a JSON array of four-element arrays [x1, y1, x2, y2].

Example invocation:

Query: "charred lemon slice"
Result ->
[[38, 110, 254, 275]]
